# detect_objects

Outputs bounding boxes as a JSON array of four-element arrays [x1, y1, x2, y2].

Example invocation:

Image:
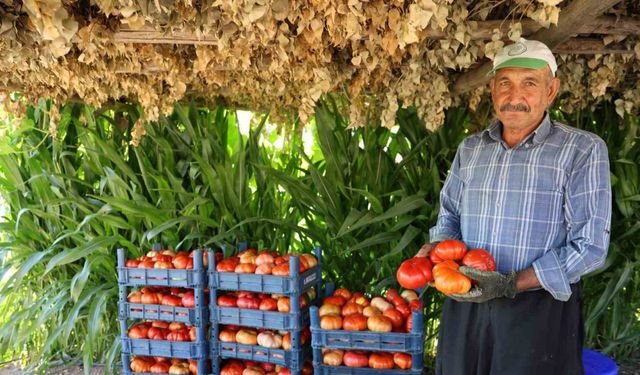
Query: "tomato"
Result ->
[[217, 295, 238, 307], [320, 314, 343, 330], [276, 296, 307, 313], [393, 352, 412, 370], [341, 302, 364, 316], [342, 313, 368, 331], [237, 296, 260, 309], [396, 256, 433, 289], [343, 351, 369, 367], [385, 288, 405, 307], [147, 326, 166, 340], [323, 295, 346, 307], [432, 239, 467, 262], [139, 260, 156, 268], [130, 358, 152, 372], [172, 255, 190, 269], [396, 303, 411, 318], [168, 322, 186, 331], [181, 290, 195, 308], [271, 263, 290, 276], [188, 360, 198, 375], [150, 362, 170, 373], [282, 332, 291, 350], [333, 288, 352, 300], [276, 368, 291, 375], [369, 352, 394, 369], [219, 328, 237, 342], [220, 361, 244, 375], [260, 362, 275, 372], [323, 350, 343, 366], [234, 263, 257, 274], [462, 249, 497, 272], [152, 320, 169, 328], [319, 304, 341, 317], [259, 297, 278, 311], [235, 329, 258, 345], [189, 326, 196, 341], [405, 314, 413, 333], [168, 363, 190, 374], [367, 315, 393, 332], [409, 299, 422, 311], [216, 259, 239, 272], [255, 252, 275, 265], [370, 297, 393, 312], [128, 324, 149, 339], [362, 306, 382, 317], [255, 263, 274, 275], [256, 331, 283, 348], [166, 330, 190, 341], [127, 291, 142, 304], [301, 253, 318, 269], [161, 295, 182, 307], [125, 259, 140, 268], [432, 260, 472, 295], [383, 308, 404, 329]]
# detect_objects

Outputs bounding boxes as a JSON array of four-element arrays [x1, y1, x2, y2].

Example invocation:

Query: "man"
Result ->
[[419, 38, 612, 375]]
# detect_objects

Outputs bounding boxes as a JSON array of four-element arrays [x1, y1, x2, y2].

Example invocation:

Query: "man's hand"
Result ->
[[449, 266, 518, 303], [415, 242, 436, 257]]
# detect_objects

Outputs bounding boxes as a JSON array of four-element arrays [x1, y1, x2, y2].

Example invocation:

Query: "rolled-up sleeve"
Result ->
[[429, 144, 465, 243], [533, 137, 612, 301]]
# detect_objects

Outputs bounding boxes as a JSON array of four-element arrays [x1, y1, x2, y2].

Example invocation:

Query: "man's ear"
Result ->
[[547, 77, 560, 104]]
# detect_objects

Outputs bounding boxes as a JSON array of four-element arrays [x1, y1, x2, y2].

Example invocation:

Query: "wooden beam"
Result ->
[[452, 0, 623, 95], [553, 38, 634, 54], [112, 15, 640, 46]]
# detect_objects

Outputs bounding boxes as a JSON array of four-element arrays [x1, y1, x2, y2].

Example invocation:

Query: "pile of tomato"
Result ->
[[318, 287, 421, 333], [218, 324, 311, 350], [219, 359, 312, 375], [396, 239, 496, 295], [215, 249, 318, 275], [125, 248, 219, 269], [216, 289, 314, 312], [322, 350, 413, 370], [127, 286, 206, 310], [129, 357, 201, 374], [128, 321, 196, 342]]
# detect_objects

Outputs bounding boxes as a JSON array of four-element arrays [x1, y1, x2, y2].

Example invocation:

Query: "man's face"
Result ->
[[490, 67, 560, 132]]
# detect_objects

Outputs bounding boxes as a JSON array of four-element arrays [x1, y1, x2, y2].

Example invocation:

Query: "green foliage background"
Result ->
[[0, 97, 637, 373]]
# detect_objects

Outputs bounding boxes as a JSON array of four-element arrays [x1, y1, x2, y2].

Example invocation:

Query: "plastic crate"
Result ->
[[312, 364, 423, 375], [310, 306, 424, 353], [117, 248, 206, 288], [120, 302, 207, 325], [214, 341, 309, 370], [121, 338, 208, 358], [211, 305, 310, 330], [207, 246, 322, 295]]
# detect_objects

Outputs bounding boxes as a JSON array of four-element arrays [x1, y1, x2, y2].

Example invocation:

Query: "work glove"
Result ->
[[449, 266, 518, 303]]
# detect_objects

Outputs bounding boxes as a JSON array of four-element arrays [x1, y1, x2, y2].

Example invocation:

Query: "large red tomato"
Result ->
[[396, 257, 433, 289], [462, 249, 496, 272], [369, 352, 394, 369], [432, 239, 467, 262], [343, 351, 369, 367]]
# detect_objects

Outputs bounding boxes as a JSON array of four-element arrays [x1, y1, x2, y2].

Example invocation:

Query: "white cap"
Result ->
[[488, 38, 557, 76]]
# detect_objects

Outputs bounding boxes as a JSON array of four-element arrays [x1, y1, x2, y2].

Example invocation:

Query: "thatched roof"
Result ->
[[1, 0, 639, 143]]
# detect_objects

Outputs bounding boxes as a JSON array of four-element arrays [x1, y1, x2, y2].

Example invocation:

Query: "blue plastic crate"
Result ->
[[207, 246, 322, 295], [310, 306, 424, 354], [117, 248, 206, 288], [121, 338, 208, 359], [120, 302, 207, 325], [313, 364, 422, 375], [584, 348, 618, 375], [213, 342, 310, 370], [211, 306, 310, 330]]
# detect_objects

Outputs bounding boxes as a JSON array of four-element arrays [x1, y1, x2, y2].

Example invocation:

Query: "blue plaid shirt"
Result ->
[[429, 113, 611, 301]]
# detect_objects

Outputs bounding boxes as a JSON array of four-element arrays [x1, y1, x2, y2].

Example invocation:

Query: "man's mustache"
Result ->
[[500, 103, 530, 112]]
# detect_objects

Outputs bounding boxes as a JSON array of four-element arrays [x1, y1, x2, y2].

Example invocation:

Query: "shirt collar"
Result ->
[[483, 112, 553, 146]]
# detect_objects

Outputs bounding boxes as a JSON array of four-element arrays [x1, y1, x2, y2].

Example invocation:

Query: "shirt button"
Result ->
[[496, 202, 501, 207]]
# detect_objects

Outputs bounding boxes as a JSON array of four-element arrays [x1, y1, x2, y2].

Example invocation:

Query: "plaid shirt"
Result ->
[[430, 113, 611, 301]]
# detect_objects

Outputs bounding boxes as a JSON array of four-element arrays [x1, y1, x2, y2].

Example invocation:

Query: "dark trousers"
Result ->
[[436, 283, 584, 375]]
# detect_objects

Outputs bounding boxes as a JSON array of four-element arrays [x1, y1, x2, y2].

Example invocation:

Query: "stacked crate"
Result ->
[[118, 245, 209, 374], [310, 285, 424, 375], [208, 244, 322, 375]]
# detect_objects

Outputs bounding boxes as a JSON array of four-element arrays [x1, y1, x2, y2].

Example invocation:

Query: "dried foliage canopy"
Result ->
[[1, 0, 639, 143]]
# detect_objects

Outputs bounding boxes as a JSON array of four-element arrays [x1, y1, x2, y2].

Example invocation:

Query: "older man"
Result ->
[[420, 38, 612, 374]]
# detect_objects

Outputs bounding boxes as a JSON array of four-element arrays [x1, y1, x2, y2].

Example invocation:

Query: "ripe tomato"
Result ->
[[271, 263, 290, 276], [320, 314, 343, 330], [342, 313, 368, 331], [234, 263, 257, 274], [323, 350, 343, 366], [150, 362, 170, 373], [333, 288, 352, 300], [130, 358, 151, 372], [172, 255, 190, 269], [393, 352, 412, 370], [369, 352, 394, 369], [343, 351, 368, 367], [323, 295, 346, 307], [125, 259, 140, 268], [237, 296, 260, 309], [161, 295, 182, 307], [385, 288, 405, 307], [181, 291, 195, 308], [432, 239, 467, 262], [462, 249, 496, 272], [383, 308, 404, 329], [127, 324, 149, 339], [259, 297, 278, 311], [432, 260, 472, 295], [367, 315, 392, 332], [217, 295, 238, 307], [341, 302, 364, 316], [216, 259, 239, 272], [396, 257, 433, 289]]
